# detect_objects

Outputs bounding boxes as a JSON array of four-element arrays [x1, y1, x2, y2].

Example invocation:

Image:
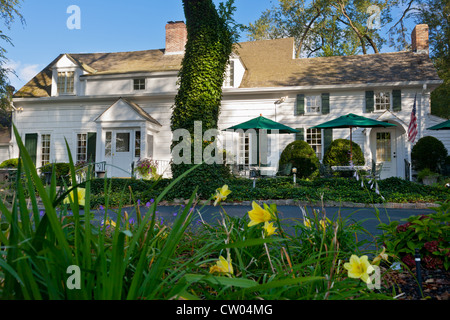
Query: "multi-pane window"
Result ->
[[105, 132, 112, 157], [77, 134, 87, 163], [375, 92, 391, 111], [135, 131, 141, 158], [239, 132, 250, 166], [306, 95, 321, 114], [133, 78, 146, 91], [57, 71, 75, 94], [376, 132, 391, 162], [224, 60, 235, 87], [41, 134, 51, 166], [307, 129, 322, 160]]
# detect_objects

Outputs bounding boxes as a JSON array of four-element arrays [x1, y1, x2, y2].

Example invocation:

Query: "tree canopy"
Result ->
[[0, 0, 24, 111], [246, 0, 448, 118]]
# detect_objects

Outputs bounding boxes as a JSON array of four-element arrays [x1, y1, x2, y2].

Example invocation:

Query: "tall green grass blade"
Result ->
[[184, 274, 258, 288], [12, 125, 72, 262]]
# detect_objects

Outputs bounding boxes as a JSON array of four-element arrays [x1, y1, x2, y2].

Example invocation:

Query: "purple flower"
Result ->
[[99, 205, 104, 211], [39, 211, 45, 217], [137, 199, 141, 206]]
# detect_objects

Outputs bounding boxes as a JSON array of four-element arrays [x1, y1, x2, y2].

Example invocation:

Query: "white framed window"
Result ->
[[376, 132, 392, 162], [105, 131, 112, 157], [57, 71, 75, 94], [238, 132, 251, 166], [306, 95, 321, 114], [133, 78, 146, 91], [223, 60, 235, 88], [307, 129, 322, 160], [76, 134, 88, 163], [375, 91, 391, 111], [41, 134, 51, 167], [135, 130, 141, 158]]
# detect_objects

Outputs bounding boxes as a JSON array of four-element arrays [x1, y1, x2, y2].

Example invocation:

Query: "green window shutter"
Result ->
[[392, 90, 402, 112], [295, 128, 304, 141], [87, 132, 97, 163], [24, 133, 38, 166], [365, 91, 374, 113], [321, 93, 330, 114], [323, 129, 333, 155], [296, 94, 305, 116]]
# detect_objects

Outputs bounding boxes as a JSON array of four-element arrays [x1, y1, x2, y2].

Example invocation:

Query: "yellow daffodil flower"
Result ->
[[104, 219, 116, 228], [248, 201, 272, 227], [344, 255, 375, 284], [303, 218, 312, 228], [63, 188, 86, 206], [372, 246, 389, 265], [209, 255, 233, 275], [213, 185, 232, 206], [304, 217, 331, 229], [263, 221, 277, 236], [319, 218, 331, 229]]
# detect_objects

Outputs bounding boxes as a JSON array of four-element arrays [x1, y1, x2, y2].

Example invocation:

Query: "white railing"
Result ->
[[155, 160, 172, 178]]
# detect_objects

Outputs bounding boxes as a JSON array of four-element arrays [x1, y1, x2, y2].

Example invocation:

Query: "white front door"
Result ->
[[372, 129, 397, 179], [104, 130, 133, 177]]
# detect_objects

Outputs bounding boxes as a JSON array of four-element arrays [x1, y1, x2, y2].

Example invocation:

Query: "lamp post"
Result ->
[[292, 167, 297, 185]]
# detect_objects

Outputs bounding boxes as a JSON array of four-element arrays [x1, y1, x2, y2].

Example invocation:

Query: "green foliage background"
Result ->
[[279, 140, 320, 179], [411, 136, 448, 173], [323, 139, 365, 166], [170, 0, 237, 196]]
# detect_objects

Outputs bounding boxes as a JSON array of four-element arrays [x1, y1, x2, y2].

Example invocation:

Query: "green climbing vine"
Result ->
[[170, 0, 239, 196]]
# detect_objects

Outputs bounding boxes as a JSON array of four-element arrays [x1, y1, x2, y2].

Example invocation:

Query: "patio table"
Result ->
[[331, 165, 370, 172]]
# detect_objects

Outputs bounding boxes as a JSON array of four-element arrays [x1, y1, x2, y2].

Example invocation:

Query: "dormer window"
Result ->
[[224, 60, 235, 88], [57, 71, 75, 94], [133, 78, 146, 91]]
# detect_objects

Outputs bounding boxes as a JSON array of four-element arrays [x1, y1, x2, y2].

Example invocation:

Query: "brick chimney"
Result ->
[[165, 21, 187, 55], [411, 24, 429, 55]]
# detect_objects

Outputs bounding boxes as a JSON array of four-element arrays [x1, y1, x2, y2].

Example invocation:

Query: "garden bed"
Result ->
[[86, 176, 450, 210], [384, 267, 450, 300]]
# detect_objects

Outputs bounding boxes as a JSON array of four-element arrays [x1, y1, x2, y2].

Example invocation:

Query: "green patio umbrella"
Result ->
[[310, 113, 397, 162], [427, 119, 450, 130], [226, 115, 300, 134], [225, 115, 300, 167]]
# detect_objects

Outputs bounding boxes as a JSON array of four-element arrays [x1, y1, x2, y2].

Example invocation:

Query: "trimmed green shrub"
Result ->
[[279, 140, 319, 179], [411, 136, 448, 173], [0, 158, 18, 168], [323, 139, 365, 166], [40, 162, 71, 185]]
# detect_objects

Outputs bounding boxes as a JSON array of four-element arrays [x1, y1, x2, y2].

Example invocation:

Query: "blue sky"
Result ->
[[4, 0, 275, 90], [4, 0, 412, 91]]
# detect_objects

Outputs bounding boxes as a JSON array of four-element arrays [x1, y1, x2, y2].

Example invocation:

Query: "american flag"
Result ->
[[408, 94, 418, 143]]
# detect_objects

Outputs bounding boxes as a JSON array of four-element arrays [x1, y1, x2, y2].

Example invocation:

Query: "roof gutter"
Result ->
[[13, 80, 443, 104]]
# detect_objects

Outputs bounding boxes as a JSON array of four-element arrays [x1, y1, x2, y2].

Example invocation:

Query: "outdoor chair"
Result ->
[[276, 163, 292, 176], [366, 160, 383, 180], [319, 163, 333, 178]]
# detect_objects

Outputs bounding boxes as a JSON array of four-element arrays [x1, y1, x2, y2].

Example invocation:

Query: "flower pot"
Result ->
[[96, 171, 106, 179]]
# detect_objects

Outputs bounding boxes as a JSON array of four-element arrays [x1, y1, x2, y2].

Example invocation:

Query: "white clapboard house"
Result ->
[[8, 21, 447, 180]]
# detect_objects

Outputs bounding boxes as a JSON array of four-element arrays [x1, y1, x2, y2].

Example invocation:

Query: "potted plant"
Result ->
[[418, 168, 439, 186], [135, 158, 159, 180]]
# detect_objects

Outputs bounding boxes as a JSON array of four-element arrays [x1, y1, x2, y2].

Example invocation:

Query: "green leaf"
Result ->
[[221, 237, 285, 249], [243, 276, 324, 293], [184, 274, 257, 288]]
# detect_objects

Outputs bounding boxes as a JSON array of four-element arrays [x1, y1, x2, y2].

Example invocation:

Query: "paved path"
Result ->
[[93, 203, 435, 240]]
